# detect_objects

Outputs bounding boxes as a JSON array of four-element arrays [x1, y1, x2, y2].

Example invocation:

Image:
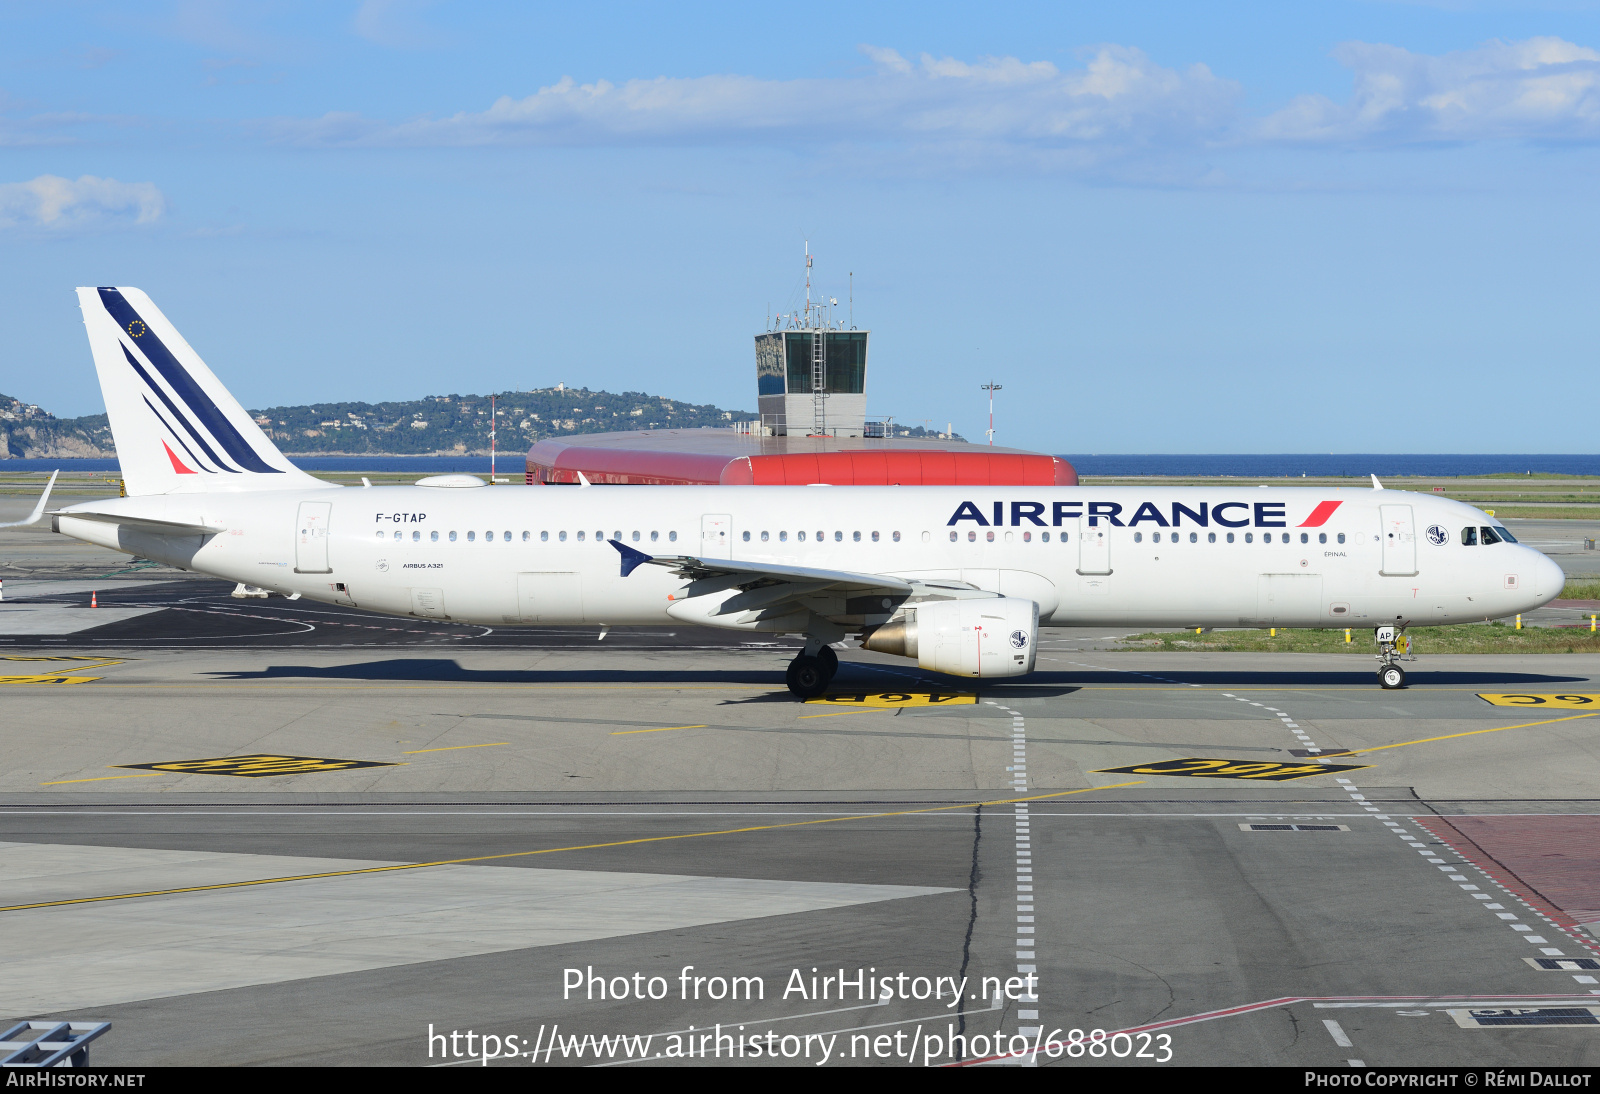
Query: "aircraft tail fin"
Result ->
[[75, 287, 330, 496]]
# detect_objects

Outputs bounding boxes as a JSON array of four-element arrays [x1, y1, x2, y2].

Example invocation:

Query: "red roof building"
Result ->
[[526, 430, 1076, 487]]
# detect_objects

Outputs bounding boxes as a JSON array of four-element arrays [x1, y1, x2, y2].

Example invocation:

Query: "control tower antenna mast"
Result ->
[[982, 381, 1002, 446], [849, 271, 854, 330], [804, 240, 812, 326]]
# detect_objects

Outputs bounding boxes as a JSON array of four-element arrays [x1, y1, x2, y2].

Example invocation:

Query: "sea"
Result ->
[[2, 454, 1597, 477]]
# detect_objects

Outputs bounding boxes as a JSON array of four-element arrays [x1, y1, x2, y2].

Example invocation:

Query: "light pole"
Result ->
[[981, 382, 1002, 446]]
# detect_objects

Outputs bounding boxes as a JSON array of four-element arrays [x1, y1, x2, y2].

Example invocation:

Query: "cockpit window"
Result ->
[[1461, 526, 1478, 546], [1480, 526, 1501, 545], [1493, 526, 1516, 543]]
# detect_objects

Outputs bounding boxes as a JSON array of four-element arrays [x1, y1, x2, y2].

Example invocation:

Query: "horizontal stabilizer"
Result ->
[[53, 510, 225, 537]]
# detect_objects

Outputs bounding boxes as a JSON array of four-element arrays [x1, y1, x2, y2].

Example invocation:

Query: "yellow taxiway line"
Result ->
[[0, 781, 1146, 914]]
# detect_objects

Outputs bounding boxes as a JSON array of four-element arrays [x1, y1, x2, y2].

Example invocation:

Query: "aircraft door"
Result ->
[[701, 513, 733, 559], [1077, 514, 1110, 574], [294, 501, 332, 574], [1379, 504, 1418, 576]]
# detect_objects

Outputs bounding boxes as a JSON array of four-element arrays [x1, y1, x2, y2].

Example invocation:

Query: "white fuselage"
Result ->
[[57, 485, 1563, 631]]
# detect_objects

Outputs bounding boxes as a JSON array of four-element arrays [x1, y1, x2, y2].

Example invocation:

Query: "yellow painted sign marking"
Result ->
[[1478, 694, 1600, 709], [805, 691, 978, 707], [115, 754, 399, 778], [0, 656, 125, 685], [0, 674, 106, 685], [1094, 757, 1371, 781]]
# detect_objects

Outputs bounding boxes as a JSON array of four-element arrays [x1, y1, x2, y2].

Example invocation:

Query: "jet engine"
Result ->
[[863, 597, 1038, 678]]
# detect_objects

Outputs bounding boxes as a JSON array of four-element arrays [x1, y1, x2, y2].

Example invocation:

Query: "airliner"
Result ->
[[3, 288, 1564, 695]]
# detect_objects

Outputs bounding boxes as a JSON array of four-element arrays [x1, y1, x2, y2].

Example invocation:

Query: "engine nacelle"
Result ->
[[864, 597, 1038, 679]]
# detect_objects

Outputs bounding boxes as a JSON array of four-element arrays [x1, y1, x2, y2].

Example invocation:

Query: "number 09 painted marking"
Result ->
[[1478, 693, 1600, 709]]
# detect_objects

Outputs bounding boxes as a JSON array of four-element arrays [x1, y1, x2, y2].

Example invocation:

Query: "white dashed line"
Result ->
[[1000, 702, 1040, 1067]]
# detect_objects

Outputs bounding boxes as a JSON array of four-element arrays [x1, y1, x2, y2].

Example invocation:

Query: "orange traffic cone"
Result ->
[[91, 591, 98, 608]]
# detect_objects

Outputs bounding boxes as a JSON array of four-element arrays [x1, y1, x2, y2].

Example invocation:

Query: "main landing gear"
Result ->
[[786, 644, 839, 699], [1374, 625, 1413, 690]]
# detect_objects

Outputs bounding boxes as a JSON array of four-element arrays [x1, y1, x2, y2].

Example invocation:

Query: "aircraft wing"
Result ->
[[0, 470, 58, 529], [609, 540, 915, 595]]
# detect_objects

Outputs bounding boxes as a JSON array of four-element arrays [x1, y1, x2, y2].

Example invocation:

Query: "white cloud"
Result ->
[[0, 175, 165, 229], [272, 44, 1241, 156], [1259, 36, 1600, 142]]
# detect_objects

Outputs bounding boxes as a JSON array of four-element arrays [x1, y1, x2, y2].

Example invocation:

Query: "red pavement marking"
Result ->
[[1415, 816, 1600, 937]]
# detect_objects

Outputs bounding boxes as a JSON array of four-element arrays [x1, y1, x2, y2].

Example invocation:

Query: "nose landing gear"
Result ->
[[1374, 625, 1413, 689], [786, 643, 840, 698]]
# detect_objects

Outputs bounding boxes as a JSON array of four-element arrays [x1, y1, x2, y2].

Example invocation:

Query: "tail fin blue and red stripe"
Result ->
[[76, 287, 330, 496]]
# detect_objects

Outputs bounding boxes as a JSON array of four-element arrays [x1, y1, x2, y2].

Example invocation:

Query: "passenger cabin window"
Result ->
[[431, 531, 439, 542], [1300, 533, 1309, 544], [1208, 532, 1216, 543], [632, 531, 641, 542], [949, 531, 957, 542], [1462, 527, 1478, 545], [1041, 532, 1050, 542], [852, 531, 860, 542], [669, 531, 677, 542], [1226, 533, 1234, 543], [1189, 532, 1197, 543], [375, 531, 384, 540], [412, 531, 420, 542], [1244, 533, 1253, 543], [833, 531, 842, 542], [1022, 531, 1031, 542], [522, 531, 530, 542], [650, 531, 659, 542], [1337, 533, 1346, 544], [798, 531, 807, 542], [449, 531, 458, 542], [779, 531, 788, 542], [986, 530, 995, 542], [541, 531, 549, 542], [576, 531, 584, 541], [761, 531, 769, 542], [467, 531, 476, 542], [1134, 532, 1143, 543], [1480, 527, 1501, 545], [559, 531, 566, 542], [1318, 533, 1326, 544], [968, 531, 977, 542], [742, 531, 751, 542]]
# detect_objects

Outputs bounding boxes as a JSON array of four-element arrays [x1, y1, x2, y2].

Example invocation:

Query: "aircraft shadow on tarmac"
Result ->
[[205, 659, 787, 684], [202, 660, 1588, 688]]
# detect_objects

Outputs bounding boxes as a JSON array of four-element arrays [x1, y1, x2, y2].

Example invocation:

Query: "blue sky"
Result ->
[[4, 1, 1600, 453]]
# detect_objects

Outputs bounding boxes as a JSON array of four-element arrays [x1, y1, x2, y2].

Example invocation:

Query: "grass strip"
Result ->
[[1120, 622, 1600, 654]]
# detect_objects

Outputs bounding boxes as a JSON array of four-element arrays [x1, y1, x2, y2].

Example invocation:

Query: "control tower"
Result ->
[[754, 245, 867, 437]]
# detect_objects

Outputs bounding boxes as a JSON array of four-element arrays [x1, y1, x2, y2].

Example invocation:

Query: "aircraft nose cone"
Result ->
[[1536, 551, 1566, 603]]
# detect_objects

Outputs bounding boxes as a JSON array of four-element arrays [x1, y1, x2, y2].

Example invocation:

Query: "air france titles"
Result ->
[[946, 499, 1343, 529]]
